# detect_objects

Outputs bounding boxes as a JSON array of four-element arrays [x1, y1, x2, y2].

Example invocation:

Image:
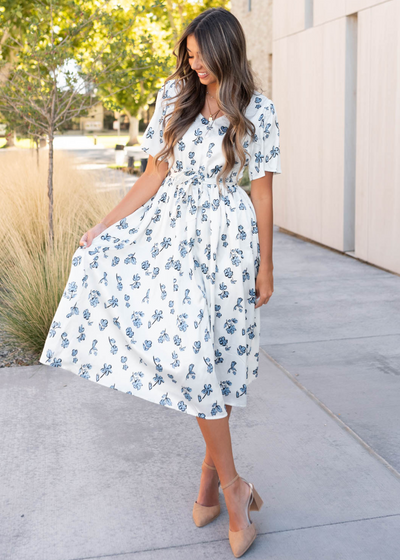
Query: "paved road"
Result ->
[[69, 148, 139, 194], [52, 138, 145, 193], [0, 138, 145, 193]]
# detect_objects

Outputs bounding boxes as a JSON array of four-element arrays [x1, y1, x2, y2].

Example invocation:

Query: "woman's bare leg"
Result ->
[[196, 405, 252, 531], [204, 404, 232, 467], [196, 405, 232, 507]]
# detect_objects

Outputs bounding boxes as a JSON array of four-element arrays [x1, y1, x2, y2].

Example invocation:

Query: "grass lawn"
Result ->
[[0, 134, 144, 150], [92, 135, 130, 148], [0, 138, 32, 149], [107, 162, 141, 169]]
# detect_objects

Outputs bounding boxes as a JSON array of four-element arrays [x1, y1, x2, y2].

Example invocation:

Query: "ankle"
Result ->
[[202, 466, 218, 479], [224, 477, 250, 501], [221, 472, 240, 492]]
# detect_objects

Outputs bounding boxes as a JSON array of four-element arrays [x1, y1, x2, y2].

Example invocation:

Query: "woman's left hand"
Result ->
[[255, 266, 274, 309]]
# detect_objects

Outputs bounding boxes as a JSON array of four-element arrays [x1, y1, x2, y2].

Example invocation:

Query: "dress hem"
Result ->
[[38, 357, 255, 420]]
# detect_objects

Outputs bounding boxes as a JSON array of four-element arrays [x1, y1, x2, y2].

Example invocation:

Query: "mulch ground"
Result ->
[[0, 328, 40, 368]]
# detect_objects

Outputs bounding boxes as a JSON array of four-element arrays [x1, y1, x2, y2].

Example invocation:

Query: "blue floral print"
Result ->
[[39, 78, 281, 419]]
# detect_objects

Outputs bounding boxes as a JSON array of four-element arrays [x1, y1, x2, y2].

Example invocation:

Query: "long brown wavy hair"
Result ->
[[152, 7, 263, 190]]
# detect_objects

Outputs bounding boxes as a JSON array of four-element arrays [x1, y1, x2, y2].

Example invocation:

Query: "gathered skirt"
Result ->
[[39, 169, 261, 419]]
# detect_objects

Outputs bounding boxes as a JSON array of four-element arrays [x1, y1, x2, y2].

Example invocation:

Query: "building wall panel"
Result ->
[[355, 1, 400, 272], [314, 0, 346, 26], [346, 0, 388, 15], [273, 0, 305, 40]]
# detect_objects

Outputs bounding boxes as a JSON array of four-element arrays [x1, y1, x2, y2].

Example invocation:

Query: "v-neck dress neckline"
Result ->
[[198, 112, 228, 124]]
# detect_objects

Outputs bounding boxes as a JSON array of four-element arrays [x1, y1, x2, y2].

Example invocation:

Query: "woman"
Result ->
[[40, 7, 281, 558]]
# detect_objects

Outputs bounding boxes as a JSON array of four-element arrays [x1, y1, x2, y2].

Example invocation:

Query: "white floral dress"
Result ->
[[39, 78, 281, 419]]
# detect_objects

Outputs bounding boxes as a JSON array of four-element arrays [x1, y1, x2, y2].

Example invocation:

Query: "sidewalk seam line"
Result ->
[[260, 347, 400, 482], [65, 512, 400, 559], [259, 511, 400, 535], [265, 332, 400, 346]]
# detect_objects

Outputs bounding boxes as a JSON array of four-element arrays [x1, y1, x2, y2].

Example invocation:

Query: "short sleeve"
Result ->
[[248, 101, 281, 181], [140, 82, 169, 158]]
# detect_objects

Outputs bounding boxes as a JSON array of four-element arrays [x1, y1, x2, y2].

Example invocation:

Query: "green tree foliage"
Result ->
[[0, 0, 164, 245], [0, 0, 231, 241], [99, 0, 230, 144]]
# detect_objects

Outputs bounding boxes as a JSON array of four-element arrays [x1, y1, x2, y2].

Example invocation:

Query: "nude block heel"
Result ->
[[249, 486, 264, 511], [221, 473, 264, 558], [192, 461, 221, 527]]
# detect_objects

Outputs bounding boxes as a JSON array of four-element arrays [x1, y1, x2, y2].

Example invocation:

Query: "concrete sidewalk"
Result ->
[[1, 227, 399, 560], [262, 227, 400, 472]]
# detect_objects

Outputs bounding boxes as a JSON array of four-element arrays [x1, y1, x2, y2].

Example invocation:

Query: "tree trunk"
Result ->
[[48, 83, 56, 247], [5, 130, 16, 147], [36, 139, 40, 168], [47, 129, 54, 248], [114, 111, 121, 136], [127, 115, 139, 146]]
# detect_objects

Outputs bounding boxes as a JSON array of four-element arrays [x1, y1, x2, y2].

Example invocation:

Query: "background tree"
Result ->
[[0, 0, 164, 246], [95, 2, 172, 146], [99, 0, 229, 145], [0, 108, 43, 164], [1, 0, 230, 150], [0, 1, 40, 145]]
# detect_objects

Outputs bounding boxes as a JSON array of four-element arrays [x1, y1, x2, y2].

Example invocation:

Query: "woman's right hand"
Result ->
[[79, 222, 108, 249]]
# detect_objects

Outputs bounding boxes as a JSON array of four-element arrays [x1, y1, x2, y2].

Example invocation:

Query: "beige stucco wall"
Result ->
[[231, 0, 273, 97], [232, 0, 400, 274], [80, 102, 104, 131]]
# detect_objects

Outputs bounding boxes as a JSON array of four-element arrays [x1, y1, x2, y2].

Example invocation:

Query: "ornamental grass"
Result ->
[[0, 150, 122, 355]]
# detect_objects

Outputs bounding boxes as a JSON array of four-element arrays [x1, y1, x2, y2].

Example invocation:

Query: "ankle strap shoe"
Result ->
[[221, 473, 264, 558], [192, 461, 221, 527]]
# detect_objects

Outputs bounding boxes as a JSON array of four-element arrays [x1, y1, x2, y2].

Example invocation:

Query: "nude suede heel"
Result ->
[[192, 461, 221, 527], [221, 473, 264, 558]]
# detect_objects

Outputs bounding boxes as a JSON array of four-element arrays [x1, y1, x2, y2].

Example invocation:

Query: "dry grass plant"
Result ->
[[0, 150, 122, 355]]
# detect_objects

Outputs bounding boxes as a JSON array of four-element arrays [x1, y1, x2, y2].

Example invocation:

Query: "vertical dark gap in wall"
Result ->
[[269, 53, 273, 99], [305, 0, 313, 29], [344, 14, 358, 252]]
